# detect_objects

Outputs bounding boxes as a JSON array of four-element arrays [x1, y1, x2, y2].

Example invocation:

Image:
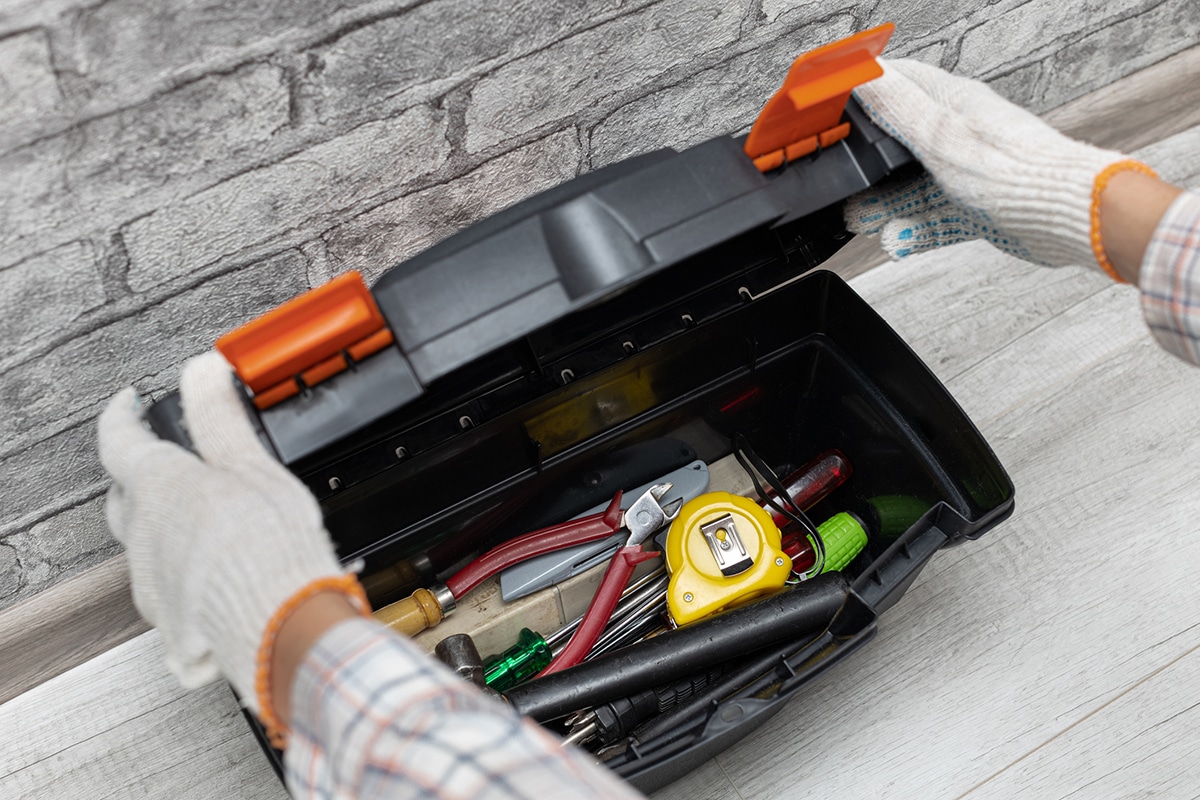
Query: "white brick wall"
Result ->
[[0, 0, 1192, 608]]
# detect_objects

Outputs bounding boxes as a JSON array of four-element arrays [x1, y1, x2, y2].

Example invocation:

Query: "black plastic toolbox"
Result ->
[[148, 30, 1014, 795]]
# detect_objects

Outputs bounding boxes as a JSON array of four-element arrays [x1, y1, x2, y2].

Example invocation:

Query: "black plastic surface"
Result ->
[[616, 590, 879, 793], [303, 268, 1011, 573], [248, 98, 915, 463]]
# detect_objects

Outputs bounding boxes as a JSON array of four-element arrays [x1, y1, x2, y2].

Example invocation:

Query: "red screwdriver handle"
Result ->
[[446, 493, 624, 598], [537, 545, 660, 677]]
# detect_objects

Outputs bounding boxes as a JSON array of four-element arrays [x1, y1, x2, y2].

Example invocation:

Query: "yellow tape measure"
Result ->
[[664, 492, 792, 626]]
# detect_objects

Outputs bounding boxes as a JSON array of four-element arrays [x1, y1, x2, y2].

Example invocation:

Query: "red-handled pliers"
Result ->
[[444, 493, 627, 600], [379, 485, 680, 642], [537, 483, 682, 676]]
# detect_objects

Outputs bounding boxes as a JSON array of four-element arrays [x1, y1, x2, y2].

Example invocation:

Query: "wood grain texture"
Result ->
[[653, 241, 1200, 800], [0, 556, 146, 705], [966, 643, 1200, 798], [0, 631, 287, 799], [657, 124, 1200, 799]]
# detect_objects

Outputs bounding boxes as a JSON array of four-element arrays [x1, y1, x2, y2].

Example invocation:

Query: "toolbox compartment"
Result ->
[[148, 32, 1014, 793], [231, 260, 1013, 794]]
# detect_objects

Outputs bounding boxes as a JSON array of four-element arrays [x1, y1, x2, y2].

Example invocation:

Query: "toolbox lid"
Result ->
[[211, 29, 913, 464]]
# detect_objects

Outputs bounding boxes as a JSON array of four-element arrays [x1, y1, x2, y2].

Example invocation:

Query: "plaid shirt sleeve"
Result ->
[[283, 618, 645, 800], [1139, 190, 1200, 365]]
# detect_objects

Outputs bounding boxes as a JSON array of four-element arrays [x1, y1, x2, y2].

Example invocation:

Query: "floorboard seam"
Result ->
[[712, 757, 749, 800], [955, 639, 1200, 798]]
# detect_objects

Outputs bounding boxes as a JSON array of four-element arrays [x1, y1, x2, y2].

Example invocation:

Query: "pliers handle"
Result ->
[[538, 545, 660, 676], [538, 483, 683, 676], [446, 493, 625, 598], [376, 486, 677, 639]]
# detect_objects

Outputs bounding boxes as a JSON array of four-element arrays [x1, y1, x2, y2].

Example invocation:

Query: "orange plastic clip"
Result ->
[[744, 23, 894, 172], [216, 271, 394, 410]]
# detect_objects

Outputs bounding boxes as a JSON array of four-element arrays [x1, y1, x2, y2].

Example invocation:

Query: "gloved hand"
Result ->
[[845, 58, 1156, 279], [98, 350, 368, 741]]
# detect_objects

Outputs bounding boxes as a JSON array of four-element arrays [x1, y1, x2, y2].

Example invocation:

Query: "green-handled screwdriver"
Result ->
[[781, 511, 869, 576], [484, 568, 670, 691], [484, 628, 554, 691]]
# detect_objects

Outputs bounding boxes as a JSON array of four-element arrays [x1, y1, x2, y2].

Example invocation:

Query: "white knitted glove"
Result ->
[[845, 58, 1154, 277], [98, 351, 367, 731]]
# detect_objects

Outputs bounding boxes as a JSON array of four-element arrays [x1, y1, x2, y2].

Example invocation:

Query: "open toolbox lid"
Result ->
[[144, 20, 1017, 601], [146, 25, 912, 466]]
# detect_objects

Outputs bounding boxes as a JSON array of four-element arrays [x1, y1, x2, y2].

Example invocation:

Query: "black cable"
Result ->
[[732, 433, 826, 576]]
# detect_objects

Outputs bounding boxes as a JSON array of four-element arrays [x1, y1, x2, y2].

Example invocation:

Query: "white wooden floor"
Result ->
[[3, 118, 1198, 800]]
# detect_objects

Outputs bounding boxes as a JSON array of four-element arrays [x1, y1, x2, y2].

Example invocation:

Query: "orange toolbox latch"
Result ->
[[216, 271, 395, 410], [744, 23, 894, 173]]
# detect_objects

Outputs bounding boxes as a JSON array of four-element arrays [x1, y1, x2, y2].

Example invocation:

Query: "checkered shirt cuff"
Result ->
[[1140, 190, 1200, 365]]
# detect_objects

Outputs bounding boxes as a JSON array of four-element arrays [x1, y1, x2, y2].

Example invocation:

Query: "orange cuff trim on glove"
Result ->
[[254, 574, 372, 749], [1091, 160, 1159, 283]]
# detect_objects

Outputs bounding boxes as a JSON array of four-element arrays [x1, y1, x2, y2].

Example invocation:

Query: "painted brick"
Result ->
[[0, 498, 117, 610], [321, 129, 582, 285], [307, 0, 651, 131], [987, 61, 1045, 109], [589, 14, 857, 168], [902, 39, 951, 68], [861, 0, 995, 42], [0, 139, 69, 271], [0, 242, 104, 348], [465, 0, 744, 154], [0, 251, 309, 454], [0, 63, 289, 271], [957, 0, 1151, 77], [0, 542, 19, 603], [1028, 0, 1200, 111], [56, 0, 396, 117], [0, 29, 62, 152], [123, 106, 449, 292], [0, 0, 86, 37], [0, 424, 107, 537]]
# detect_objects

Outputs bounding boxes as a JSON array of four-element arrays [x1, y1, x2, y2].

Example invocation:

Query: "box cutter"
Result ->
[[499, 460, 709, 602], [375, 484, 683, 673]]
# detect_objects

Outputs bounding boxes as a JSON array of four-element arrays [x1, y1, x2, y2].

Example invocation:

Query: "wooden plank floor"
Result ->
[[3, 56, 1199, 800]]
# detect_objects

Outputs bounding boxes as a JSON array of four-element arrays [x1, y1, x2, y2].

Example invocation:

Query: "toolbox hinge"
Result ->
[[216, 271, 395, 410], [743, 23, 893, 173]]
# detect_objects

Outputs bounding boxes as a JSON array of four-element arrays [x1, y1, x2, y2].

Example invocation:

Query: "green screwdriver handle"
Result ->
[[483, 628, 553, 692], [817, 512, 868, 574]]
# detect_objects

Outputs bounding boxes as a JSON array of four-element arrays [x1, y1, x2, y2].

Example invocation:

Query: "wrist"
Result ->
[[1096, 166, 1182, 284], [254, 575, 371, 748]]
